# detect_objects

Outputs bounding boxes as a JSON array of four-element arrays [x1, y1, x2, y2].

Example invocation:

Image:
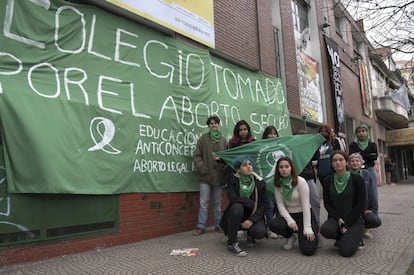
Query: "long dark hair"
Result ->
[[262, 126, 278, 139], [318, 124, 335, 144], [230, 120, 254, 143], [274, 157, 298, 188]]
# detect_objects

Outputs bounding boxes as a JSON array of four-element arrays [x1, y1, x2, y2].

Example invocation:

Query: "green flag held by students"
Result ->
[[214, 134, 325, 198]]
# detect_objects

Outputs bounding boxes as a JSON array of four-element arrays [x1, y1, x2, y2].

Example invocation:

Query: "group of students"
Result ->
[[192, 116, 381, 258]]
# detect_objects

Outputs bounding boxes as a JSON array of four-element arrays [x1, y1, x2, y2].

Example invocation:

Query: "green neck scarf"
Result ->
[[209, 129, 221, 143], [239, 175, 255, 198], [357, 138, 369, 150], [334, 171, 351, 194], [350, 168, 363, 178], [280, 175, 294, 201]]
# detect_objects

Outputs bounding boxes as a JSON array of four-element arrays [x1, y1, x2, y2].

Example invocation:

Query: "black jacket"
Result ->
[[322, 173, 366, 226], [300, 150, 320, 181], [224, 173, 268, 223], [349, 142, 378, 168]]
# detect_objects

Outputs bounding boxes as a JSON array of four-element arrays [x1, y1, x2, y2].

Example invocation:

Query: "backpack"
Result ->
[[317, 143, 334, 178]]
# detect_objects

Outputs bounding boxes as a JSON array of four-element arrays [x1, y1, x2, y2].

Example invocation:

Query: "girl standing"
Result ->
[[229, 120, 255, 148]]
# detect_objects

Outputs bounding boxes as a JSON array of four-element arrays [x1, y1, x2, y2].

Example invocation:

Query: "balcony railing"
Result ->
[[374, 95, 409, 129]]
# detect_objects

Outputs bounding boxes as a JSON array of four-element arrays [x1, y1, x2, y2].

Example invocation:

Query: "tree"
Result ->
[[341, 0, 414, 56]]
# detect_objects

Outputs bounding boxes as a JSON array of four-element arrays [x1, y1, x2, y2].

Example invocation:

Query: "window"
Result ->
[[345, 117, 354, 144], [334, 13, 346, 41], [353, 40, 360, 57], [334, 14, 342, 37], [273, 27, 282, 77], [291, 0, 308, 33]]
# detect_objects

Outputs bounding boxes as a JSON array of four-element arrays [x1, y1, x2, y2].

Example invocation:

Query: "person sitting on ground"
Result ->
[[349, 153, 381, 239], [269, 157, 318, 256], [321, 151, 366, 257], [219, 156, 268, 257]]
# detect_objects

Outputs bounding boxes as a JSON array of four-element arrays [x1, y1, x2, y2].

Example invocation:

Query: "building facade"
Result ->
[[1, 0, 411, 265], [0, 0, 282, 265]]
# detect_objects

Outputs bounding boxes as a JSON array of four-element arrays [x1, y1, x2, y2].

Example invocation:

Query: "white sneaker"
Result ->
[[283, 234, 297, 250], [364, 232, 373, 239], [237, 230, 244, 239], [268, 231, 279, 239], [227, 242, 248, 257]]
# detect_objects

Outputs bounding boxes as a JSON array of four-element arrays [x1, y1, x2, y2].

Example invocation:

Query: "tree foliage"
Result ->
[[341, 0, 414, 55]]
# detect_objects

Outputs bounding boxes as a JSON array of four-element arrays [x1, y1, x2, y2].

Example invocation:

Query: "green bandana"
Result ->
[[334, 171, 351, 194], [281, 175, 294, 201], [239, 175, 255, 198], [350, 168, 363, 178], [209, 129, 221, 143], [356, 138, 369, 150]]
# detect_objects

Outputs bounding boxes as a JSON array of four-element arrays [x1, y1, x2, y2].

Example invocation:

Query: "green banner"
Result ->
[[0, 0, 290, 194], [0, 131, 118, 246], [214, 134, 325, 196]]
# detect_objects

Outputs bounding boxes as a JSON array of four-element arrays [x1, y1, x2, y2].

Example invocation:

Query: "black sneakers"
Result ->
[[227, 242, 248, 257], [358, 240, 365, 250], [247, 236, 256, 247]]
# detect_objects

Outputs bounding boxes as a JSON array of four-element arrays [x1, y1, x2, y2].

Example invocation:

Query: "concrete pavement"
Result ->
[[0, 182, 413, 275]]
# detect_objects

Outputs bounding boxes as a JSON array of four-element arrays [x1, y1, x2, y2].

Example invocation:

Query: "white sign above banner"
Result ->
[[104, 0, 215, 48]]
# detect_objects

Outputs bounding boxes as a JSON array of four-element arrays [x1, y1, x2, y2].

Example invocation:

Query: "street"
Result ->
[[0, 183, 413, 275]]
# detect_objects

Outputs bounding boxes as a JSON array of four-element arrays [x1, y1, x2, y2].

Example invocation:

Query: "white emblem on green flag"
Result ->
[[214, 134, 325, 196]]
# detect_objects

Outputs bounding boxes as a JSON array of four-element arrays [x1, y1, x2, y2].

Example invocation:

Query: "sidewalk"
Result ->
[[0, 183, 413, 275]]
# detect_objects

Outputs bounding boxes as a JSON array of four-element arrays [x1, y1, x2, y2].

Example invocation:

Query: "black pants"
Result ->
[[269, 212, 318, 256], [220, 203, 266, 245], [363, 212, 381, 229], [321, 217, 364, 257]]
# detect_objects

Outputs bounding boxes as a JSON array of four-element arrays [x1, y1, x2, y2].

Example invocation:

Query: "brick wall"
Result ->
[[342, 63, 364, 123], [215, 0, 260, 70], [279, 0, 301, 115], [0, 192, 229, 265], [214, 0, 276, 75], [256, 0, 277, 76], [0, 1, 277, 265]]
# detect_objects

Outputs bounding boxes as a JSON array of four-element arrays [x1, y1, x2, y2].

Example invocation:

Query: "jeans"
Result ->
[[266, 199, 278, 224], [197, 182, 222, 230], [365, 167, 379, 214], [307, 179, 320, 228]]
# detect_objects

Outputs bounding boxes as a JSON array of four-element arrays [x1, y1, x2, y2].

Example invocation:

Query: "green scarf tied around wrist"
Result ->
[[239, 175, 255, 198], [281, 175, 294, 201], [209, 129, 221, 144], [334, 171, 351, 194]]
